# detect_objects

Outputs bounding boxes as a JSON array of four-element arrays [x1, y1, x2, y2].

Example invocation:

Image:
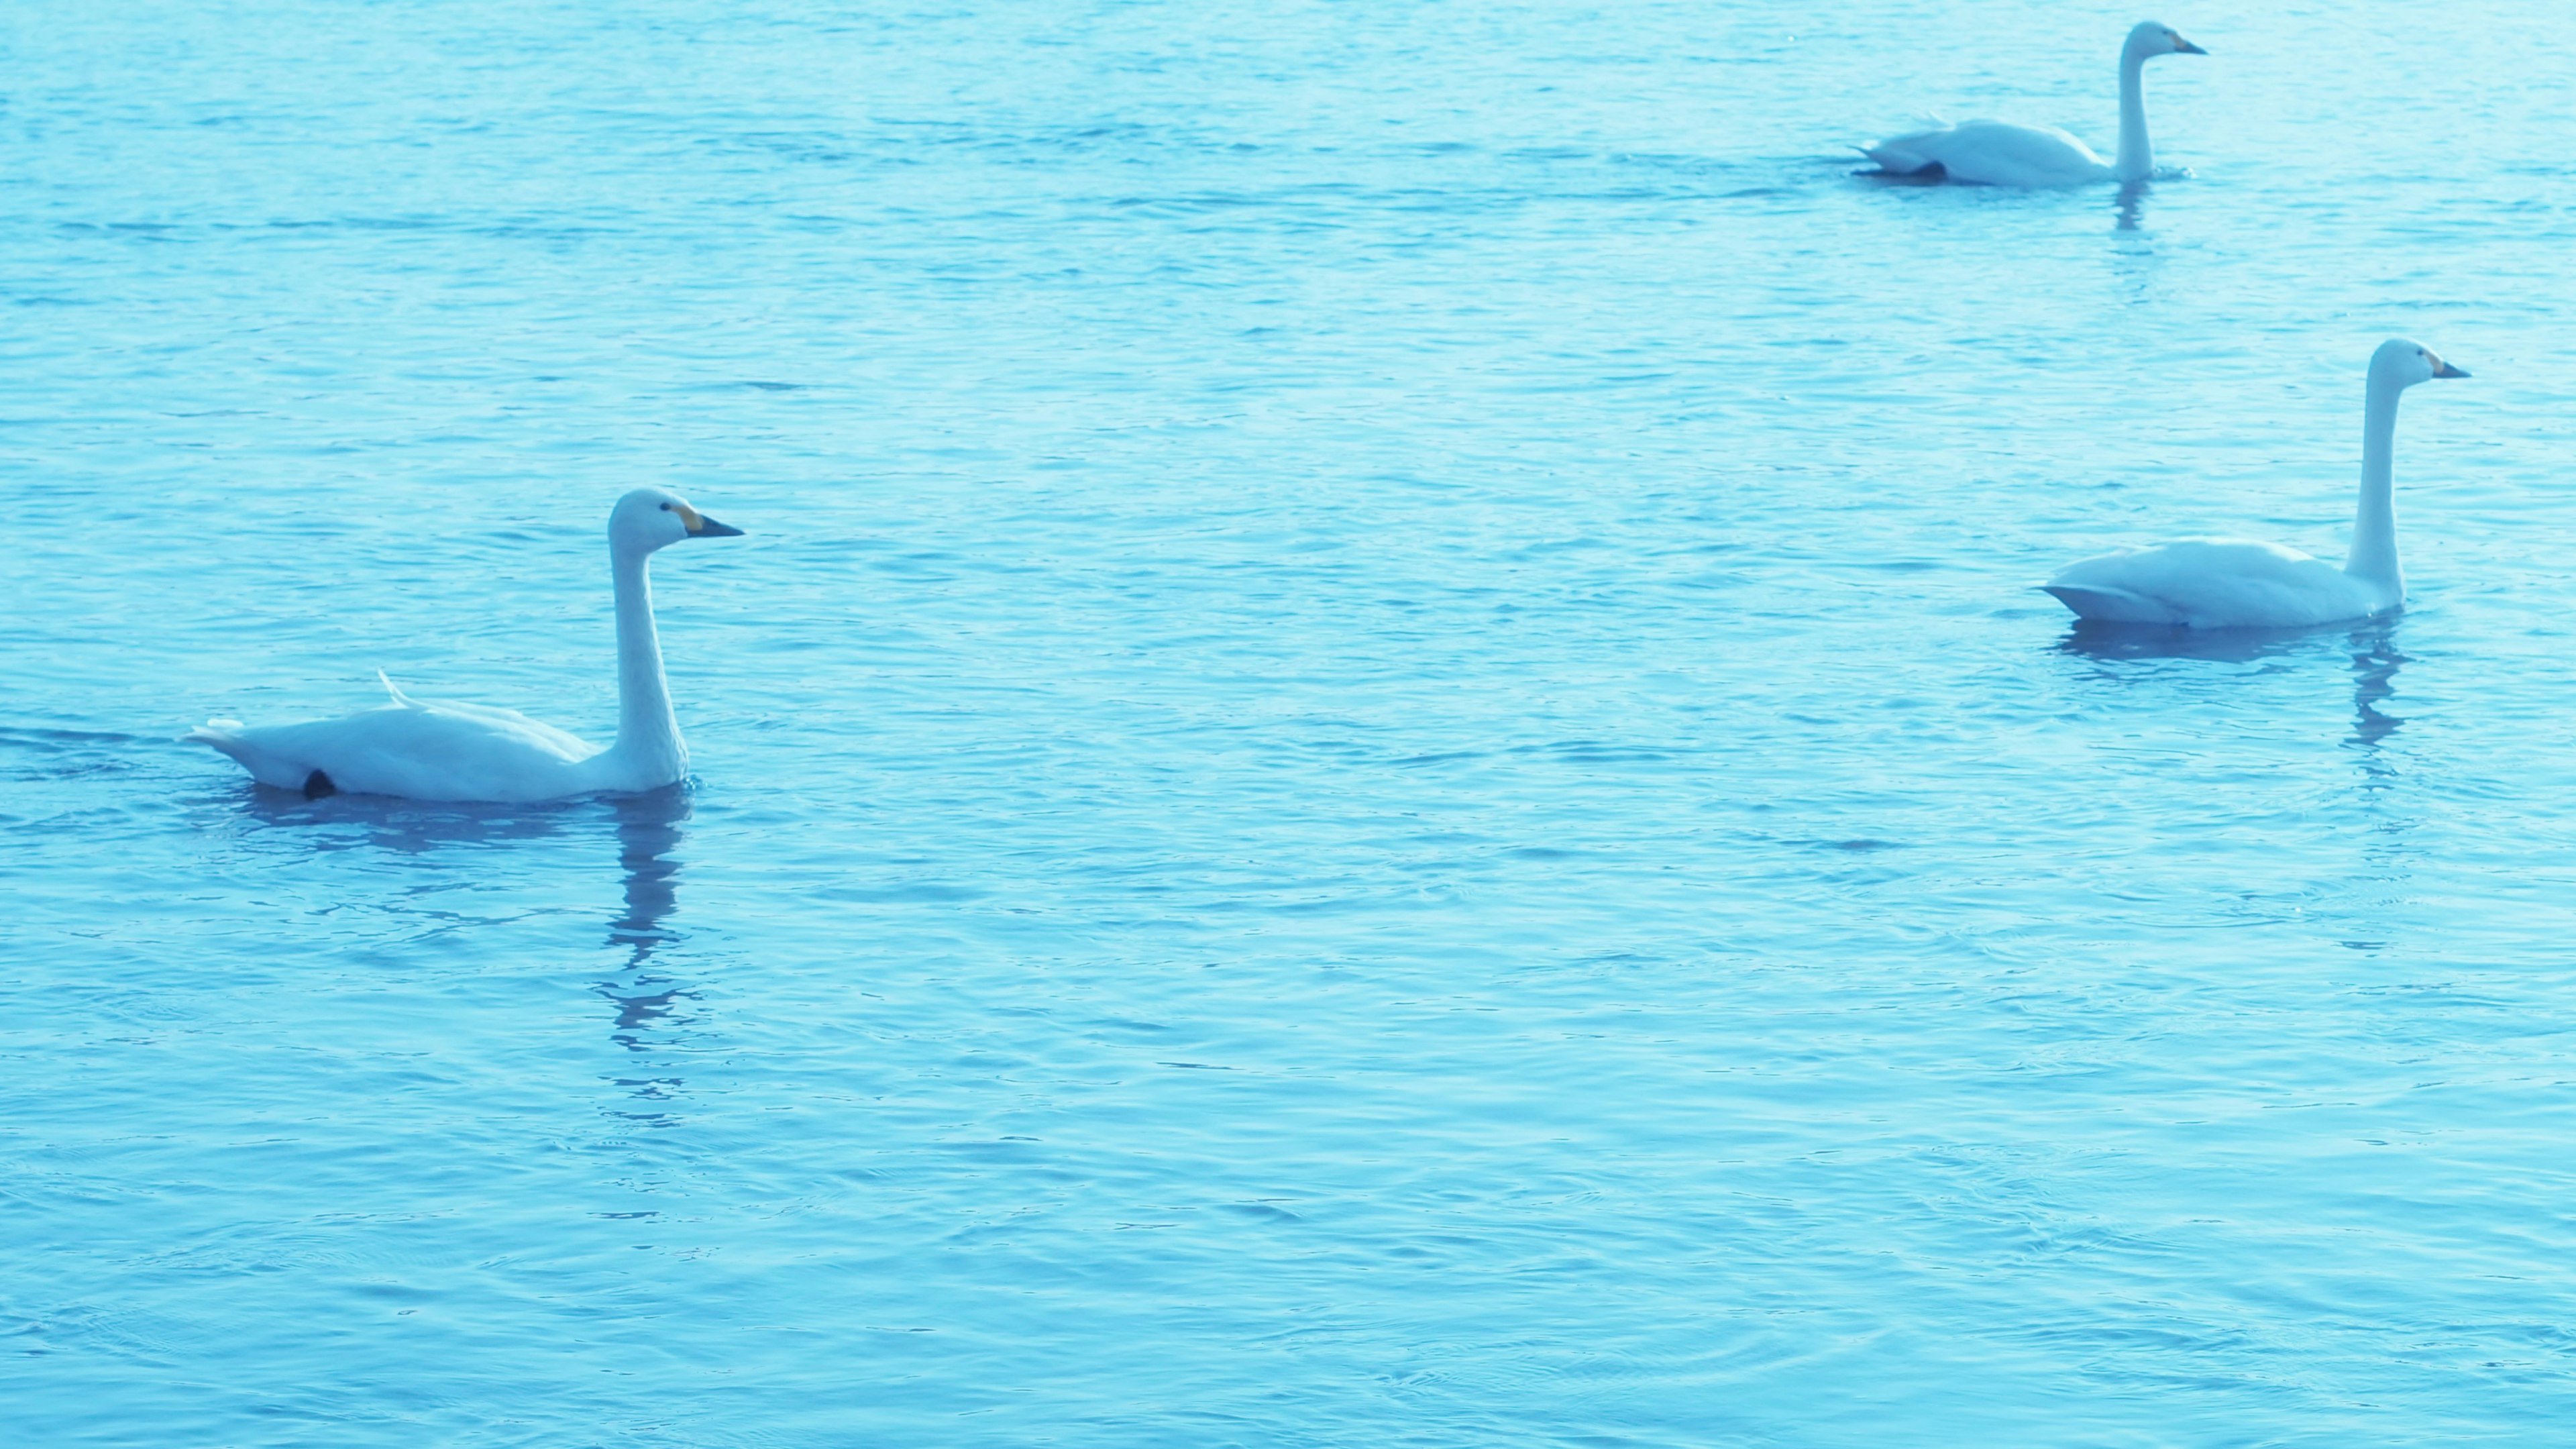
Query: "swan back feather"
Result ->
[[189, 689, 604, 802]]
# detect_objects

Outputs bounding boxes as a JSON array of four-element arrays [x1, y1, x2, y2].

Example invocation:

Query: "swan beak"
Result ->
[[688, 513, 745, 537], [2174, 36, 2207, 54], [2432, 358, 2469, 379]]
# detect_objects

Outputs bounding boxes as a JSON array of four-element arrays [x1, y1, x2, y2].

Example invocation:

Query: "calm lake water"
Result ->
[[8, 1, 2576, 1442]]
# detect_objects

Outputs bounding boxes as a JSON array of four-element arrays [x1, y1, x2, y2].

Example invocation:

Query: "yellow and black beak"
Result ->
[[674, 501, 745, 537], [2432, 358, 2469, 379]]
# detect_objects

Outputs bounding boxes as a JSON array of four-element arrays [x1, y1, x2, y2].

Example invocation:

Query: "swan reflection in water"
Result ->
[[2342, 626, 2407, 785], [2055, 618, 2416, 945], [233, 785, 574, 854], [228, 780, 702, 1109], [2055, 618, 2405, 751], [2115, 179, 2150, 232], [602, 786, 697, 1089]]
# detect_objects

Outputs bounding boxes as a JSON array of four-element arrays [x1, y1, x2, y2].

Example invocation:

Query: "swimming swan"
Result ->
[[189, 488, 745, 802], [2044, 339, 2467, 629], [1860, 21, 2206, 186]]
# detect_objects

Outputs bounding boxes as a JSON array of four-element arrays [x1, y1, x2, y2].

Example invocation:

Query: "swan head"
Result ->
[[2370, 337, 2471, 390], [610, 487, 745, 556], [2125, 21, 2207, 58]]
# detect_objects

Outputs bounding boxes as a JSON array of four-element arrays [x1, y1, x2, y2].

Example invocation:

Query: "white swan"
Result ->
[[189, 488, 744, 802], [1860, 21, 2205, 186], [2045, 339, 2468, 629]]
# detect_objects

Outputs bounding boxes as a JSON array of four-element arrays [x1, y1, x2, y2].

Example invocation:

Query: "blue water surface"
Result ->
[[8, 1, 2576, 1443]]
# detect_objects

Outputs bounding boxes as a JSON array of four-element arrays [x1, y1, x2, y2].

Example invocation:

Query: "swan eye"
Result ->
[[659, 502, 672, 511]]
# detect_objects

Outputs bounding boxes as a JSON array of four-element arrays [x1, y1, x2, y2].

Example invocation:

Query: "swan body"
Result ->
[[1860, 21, 2205, 186], [1862, 119, 2115, 189], [189, 488, 744, 802], [2043, 539, 2388, 629], [2045, 339, 2467, 630]]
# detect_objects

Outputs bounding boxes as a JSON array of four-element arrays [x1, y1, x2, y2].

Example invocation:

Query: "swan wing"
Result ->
[[190, 688, 605, 802], [2045, 539, 2380, 629], [1866, 119, 2108, 187]]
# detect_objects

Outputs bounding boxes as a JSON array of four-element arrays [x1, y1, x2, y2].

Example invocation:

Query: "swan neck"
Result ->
[[612, 547, 685, 777], [2345, 378, 2405, 593], [2114, 48, 2152, 182]]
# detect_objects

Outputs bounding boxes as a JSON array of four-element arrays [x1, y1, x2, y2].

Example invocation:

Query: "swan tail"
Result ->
[[186, 720, 315, 790], [1858, 140, 1941, 176], [2041, 583, 2178, 624]]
